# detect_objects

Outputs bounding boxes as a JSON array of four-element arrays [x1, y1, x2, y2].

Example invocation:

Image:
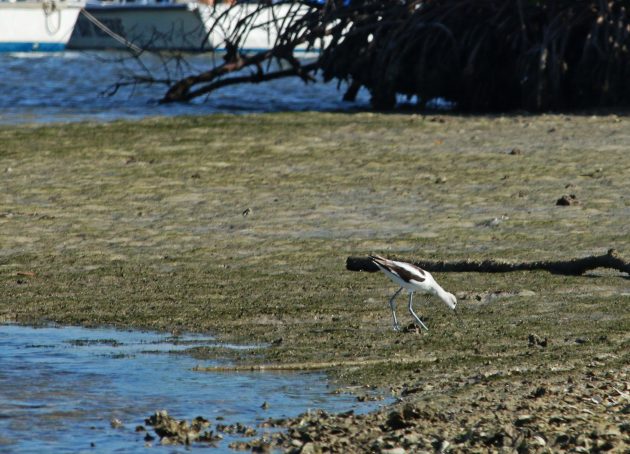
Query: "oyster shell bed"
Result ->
[[229, 366, 628, 452], [146, 366, 629, 452]]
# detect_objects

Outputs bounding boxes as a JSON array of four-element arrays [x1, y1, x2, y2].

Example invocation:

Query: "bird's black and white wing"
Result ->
[[369, 255, 427, 284]]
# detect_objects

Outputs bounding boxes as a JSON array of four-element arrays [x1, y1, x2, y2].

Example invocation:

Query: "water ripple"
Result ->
[[0, 324, 386, 452], [0, 51, 370, 125]]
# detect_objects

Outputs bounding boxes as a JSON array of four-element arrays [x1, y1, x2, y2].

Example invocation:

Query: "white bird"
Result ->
[[369, 255, 457, 331]]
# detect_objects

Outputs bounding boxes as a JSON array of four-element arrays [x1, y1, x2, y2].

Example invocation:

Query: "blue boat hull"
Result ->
[[0, 42, 67, 52]]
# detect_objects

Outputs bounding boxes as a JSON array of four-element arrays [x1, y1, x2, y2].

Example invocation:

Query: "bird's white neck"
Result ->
[[435, 286, 456, 309]]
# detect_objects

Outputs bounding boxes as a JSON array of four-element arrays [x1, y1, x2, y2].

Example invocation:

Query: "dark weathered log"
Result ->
[[160, 50, 274, 103], [346, 249, 630, 276], [164, 61, 318, 103], [192, 356, 430, 372]]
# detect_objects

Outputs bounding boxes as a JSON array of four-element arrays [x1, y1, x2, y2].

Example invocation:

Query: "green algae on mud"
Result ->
[[1, 113, 629, 449]]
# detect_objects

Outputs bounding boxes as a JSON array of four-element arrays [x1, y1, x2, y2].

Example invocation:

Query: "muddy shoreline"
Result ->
[[1, 112, 628, 451]]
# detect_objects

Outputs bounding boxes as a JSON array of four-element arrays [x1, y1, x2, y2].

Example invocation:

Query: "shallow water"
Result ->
[[0, 51, 371, 125], [0, 324, 385, 453]]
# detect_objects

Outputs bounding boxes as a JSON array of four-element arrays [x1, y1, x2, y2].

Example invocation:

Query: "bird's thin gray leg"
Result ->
[[389, 287, 403, 331], [408, 292, 429, 331]]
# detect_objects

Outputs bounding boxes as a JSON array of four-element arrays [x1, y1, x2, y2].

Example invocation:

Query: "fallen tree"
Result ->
[[141, 0, 630, 111], [346, 249, 630, 276]]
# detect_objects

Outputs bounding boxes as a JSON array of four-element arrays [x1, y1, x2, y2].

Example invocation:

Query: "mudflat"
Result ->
[[1, 112, 628, 452]]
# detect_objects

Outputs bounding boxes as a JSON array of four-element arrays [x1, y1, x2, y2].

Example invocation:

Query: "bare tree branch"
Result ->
[[167, 60, 319, 102]]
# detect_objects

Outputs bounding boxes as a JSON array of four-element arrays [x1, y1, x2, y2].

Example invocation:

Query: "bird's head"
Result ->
[[443, 292, 457, 310]]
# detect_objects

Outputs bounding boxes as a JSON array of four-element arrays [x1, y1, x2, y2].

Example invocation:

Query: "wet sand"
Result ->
[[1, 112, 629, 451]]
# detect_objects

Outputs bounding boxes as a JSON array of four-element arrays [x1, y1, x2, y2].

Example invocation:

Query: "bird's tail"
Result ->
[[368, 254, 389, 266]]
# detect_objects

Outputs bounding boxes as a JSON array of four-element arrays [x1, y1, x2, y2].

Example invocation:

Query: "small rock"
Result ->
[[145, 410, 210, 445], [381, 448, 406, 454], [532, 435, 546, 447], [555, 433, 571, 446], [591, 395, 603, 404], [198, 431, 222, 443], [261, 401, 270, 410], [556, 194, 579, 206], [518, 290, 536, 297], [386, 411, 408, 430], [530, 386, 546, 398], [110, 418, 123, 429], [602, 428, 621, 440], [509, 148, 522, 155], [402, 323, 421, 334], [228, 441, 250, 450], [549, 415, 569, 424], [191, 416, 210, 434], [300, 442, 318, 454], [160, 436, 177, 446], [581, 167, 603, 178], [478, 215, 509, 227], [402, 404, 421, 420], [216, 422, 257, 436], [338, 409, 354, 418], [576, 433, 589, 447], [242, 207, 251, 217], [514, 414, 535, 427], [594, 439, 615, 451], [403, 433, 420, 445], [528, 334, 548, 347]]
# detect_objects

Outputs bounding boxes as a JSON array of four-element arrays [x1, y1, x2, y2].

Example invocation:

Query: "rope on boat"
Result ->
[[79, 8, 144, 55], [43, 0, 62, 35]]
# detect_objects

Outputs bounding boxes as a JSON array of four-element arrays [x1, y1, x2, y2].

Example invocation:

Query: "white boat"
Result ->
[[67, 0, 208, 52], [67, 0, 321, 53], [0, 0, 84, 52], [197, 2, 321, 54]]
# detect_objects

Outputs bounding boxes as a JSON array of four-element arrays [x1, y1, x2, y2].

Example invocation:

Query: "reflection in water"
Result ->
[[0, 51, 370, 125], [0, 325, 384, 452]]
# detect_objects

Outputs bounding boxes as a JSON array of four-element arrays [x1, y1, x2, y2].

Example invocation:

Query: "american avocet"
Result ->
[[369, 255, 457, 331]]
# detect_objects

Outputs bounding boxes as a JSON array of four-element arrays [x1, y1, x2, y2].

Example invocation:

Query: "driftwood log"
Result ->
[[347, 249, 630, 276], [192, 356, 434, 372]]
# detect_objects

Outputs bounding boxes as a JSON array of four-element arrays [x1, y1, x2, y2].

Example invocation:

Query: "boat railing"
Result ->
[[0, 0, 84, 4]]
